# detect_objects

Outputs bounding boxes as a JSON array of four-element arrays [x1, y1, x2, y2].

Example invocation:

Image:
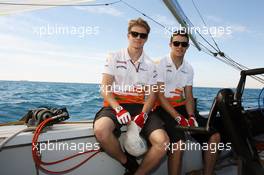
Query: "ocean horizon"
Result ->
[[1, 79, 263, 90], [0, 80, 262, 124]]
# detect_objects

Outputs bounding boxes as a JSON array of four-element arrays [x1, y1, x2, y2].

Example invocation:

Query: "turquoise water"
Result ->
[[0, 80, 262, 123]]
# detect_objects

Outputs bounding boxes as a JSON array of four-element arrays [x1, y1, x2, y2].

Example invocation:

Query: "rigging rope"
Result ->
[[180, 6, 220, 53], [32, 117, 101, 174], [120, 0, 171, 33], [120, 1, 264, 84], [189, 0, 264, 84], [198, 42, 264, 84], [191, 0, 221, 52], [0, 0, 122, 7]]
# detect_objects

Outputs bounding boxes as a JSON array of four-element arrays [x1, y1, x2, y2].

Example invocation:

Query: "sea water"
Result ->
[[0, 80, 262, 123]]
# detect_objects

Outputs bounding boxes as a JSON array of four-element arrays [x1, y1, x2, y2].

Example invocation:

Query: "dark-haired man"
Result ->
[[156, 30, 220, 175]]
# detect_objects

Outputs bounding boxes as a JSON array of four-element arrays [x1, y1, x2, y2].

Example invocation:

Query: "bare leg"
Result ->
[[203, 133, 221, 175], [168, 140, 184, 175], [94, 117, 127, 164], [135, 129, 170, 175]]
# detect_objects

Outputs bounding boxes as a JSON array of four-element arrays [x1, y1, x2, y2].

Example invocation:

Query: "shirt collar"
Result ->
[[125, 48, 144, 64], [167, 54, 187, 71]]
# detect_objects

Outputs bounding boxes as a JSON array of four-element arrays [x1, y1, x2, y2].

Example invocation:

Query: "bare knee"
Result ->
[[94, 127, 110, 143], [149, 129, 170, 154], [94, 117, 115, 143]]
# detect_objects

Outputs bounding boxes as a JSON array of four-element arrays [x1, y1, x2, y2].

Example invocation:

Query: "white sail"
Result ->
[[0, 0, 94, 15], [163, 0, 201, 51]]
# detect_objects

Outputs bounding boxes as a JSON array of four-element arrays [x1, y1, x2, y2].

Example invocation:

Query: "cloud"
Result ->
[[206, 15, 223, 23], [75, 6, 122, 16], [230, 24, 248, 33], [0, 33, 106, 61], [0, 13, 52, 37], [154, 14, 177, 26], [202, 15, 249, 39], [0, 51, 104, 83], [193, 24, 249, 39], [0, 33, 62, 53], [0, 32, 106, 83], [0, 13, 108, 83], [219, 24, 249, 39], [149, 14, 179, 39]]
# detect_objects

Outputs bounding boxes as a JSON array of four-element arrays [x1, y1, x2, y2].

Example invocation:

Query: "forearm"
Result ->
[[184, 86, 195, 116], [185, 96, 195, 116], [159, 93, 180, 119], [101, 74, 120, 109], [142, 91, 157, 113], [101, 91, 120, 109]]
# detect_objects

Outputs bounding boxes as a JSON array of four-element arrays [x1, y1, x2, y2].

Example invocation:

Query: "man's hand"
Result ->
[[114, 106, 131, 124], [175, 115, 189, 127], [188, 115, 198, 127], [133, 112, 148, 128]]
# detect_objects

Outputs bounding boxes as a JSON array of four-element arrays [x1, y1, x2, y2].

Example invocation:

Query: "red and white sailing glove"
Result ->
[[133, 112, 148, 128], [188, 114, 199, 127], [114, 106, 131, 125], [175, 115, 189, 127]]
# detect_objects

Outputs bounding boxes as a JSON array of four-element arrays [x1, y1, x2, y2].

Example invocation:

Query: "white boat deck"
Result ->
[[0, 121, 240, 175]]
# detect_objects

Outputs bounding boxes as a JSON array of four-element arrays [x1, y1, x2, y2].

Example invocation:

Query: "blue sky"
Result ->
[[0, 0, 263, 88]]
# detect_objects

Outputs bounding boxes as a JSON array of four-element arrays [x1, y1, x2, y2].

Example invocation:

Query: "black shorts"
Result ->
[[156, 105, 218, 144], [93, 104, 165, 141]]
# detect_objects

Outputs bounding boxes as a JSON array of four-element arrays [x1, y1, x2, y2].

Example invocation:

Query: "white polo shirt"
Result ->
[[103, 48, 157, 106], [157, 55, 194, 107]]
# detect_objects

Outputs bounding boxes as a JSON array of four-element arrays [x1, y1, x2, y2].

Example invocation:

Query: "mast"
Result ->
[[163, 0, 201, 51]]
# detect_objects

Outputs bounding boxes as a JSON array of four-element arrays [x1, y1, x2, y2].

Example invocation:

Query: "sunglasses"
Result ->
[[172, 41, 189, 47], [129, 31, 148, 39]]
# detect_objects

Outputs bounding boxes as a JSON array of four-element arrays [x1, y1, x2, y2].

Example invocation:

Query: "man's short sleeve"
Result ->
[[157, 59, 165, 83], [148, 64, 158, 85], [186, 66, 194, 86], [103, 53, 115, 75]]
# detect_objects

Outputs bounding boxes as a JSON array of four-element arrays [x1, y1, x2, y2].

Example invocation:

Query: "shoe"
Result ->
[[122, 151, 139, 174]]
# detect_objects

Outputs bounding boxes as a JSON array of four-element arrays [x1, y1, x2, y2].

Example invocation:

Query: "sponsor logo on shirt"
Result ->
[[116, 65, 127, 69], [180, 70, 187, 74], [139, 67, 148, 71], [116, 60, 127, 64]]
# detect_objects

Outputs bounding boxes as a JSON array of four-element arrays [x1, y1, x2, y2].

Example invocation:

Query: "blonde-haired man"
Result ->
[[94, 18, 169, 175]]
